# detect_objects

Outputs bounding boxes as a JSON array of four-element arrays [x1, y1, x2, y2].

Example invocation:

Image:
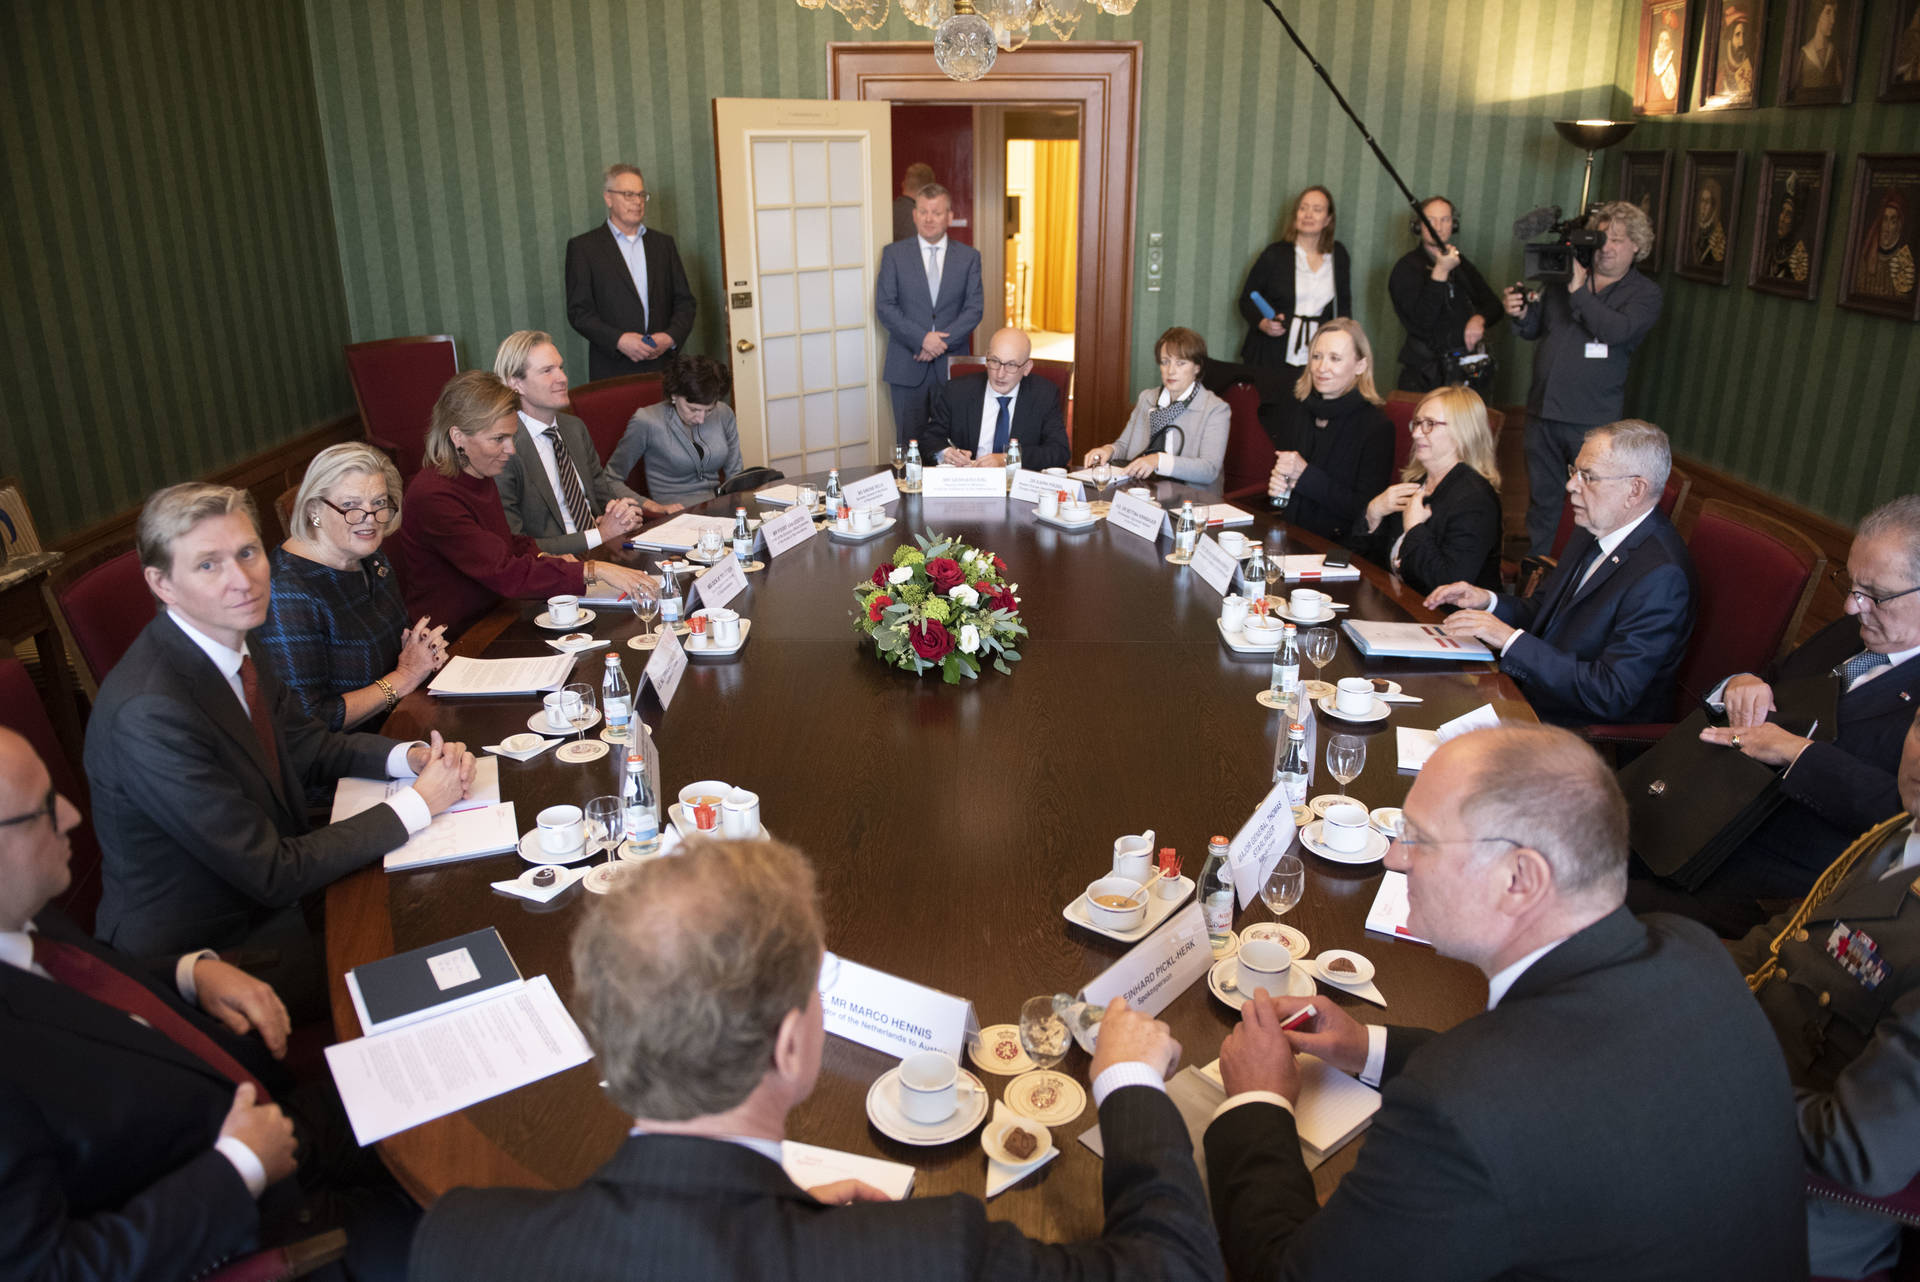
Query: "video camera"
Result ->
[[1513, 204, 1603, 283]]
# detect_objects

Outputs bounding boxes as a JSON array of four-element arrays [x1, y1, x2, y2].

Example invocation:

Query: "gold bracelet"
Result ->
[[375, 677, 397, 709]]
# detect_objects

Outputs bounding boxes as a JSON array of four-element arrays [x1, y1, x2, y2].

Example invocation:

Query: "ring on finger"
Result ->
[[1730, 734, 1742, 749]]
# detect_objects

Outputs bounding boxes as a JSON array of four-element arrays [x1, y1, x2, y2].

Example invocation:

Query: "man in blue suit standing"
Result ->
[[875, 185, 983, 448], [1425, 420, 1696, 727]]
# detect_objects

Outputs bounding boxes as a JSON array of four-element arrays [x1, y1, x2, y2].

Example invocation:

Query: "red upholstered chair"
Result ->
[[1384, 390, 1421, 474], [1587, 498, 1824, 745], [55, 550, 153, 696], [0, 657, 104, 930], [343, 335, 458, 481], [566, 373, 665, 495], [948, 355, 1076, 452], [1220, 382, 1274, 502], [198, 1229, 347, 1282]]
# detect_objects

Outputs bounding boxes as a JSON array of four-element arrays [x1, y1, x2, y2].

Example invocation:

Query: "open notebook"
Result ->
[[1198, 1054, 1381, 1157]]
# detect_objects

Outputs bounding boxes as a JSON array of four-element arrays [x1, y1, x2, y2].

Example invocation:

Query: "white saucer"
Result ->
[[1273, 604, 1338, 626], [865, 1066, 989, 1146], [1035, 510, 1100, 530], [535, 609, 596, 630], [1369, 807, 1404, 837], [981, 1115, 1055, 1169], [1208, 956, 1316, 1011], [1315, 693, 1390, 724], [527, 708, 601, 735], [1307, 793, 1365, 819], [684, 547, 730, 565], [666, 802, 769, 842], [827, 516, 897, 542], [685, 615, 752, 657], [1300, 820, 1391, 866], [1217, 619, 1282, 653], [1060, 875, 1194, 942], [1239, 921, 1311, 959], [518, 829, 596, 866], [1313, 948, 1377, 986]]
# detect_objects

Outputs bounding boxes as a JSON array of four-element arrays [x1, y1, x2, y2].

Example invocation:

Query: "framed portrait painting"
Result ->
[[1635, 0, 1691, 115], [1837, 154, 1920, 321], [1879, 0, 1920, 102], [1777, 0, 1863, 106], [1675, 150, 1746, 284], [1746, 151, 1834, 300], [1697, 0, 1765, 109], [1617, 150, 1675, 261]]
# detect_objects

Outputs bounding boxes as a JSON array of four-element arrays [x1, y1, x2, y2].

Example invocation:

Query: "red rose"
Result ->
[[925, 557, 964, 592], [909, 619, 954, 660], [871, 562, 895, 587], [988, 587, 1019, 614], [868, 594, 893, 621]]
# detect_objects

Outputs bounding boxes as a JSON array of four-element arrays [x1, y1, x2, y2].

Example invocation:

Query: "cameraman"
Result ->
[[1506, 201, 1663, 555], [1388, 195, 1502, 393]]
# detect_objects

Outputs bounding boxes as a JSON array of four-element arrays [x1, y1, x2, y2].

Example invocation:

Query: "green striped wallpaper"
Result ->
[[0, 0, 352, 541], [301, 0, 1622, 439], [1609, 2, 1920, 524]]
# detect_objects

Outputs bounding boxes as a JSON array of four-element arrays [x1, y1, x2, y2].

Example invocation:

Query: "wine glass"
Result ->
[[892, 444, 905, 478], [585, 795, 623, 868], [629, 582, 660, 646], [1326, 733, 1366, 799], [561, 683, 597, 746], [1263, 548, 1285, 609], [1260, 854, 1306, 920], [1018, 995, 1072, 1070], [1304, 627, 1337, 694], [1092, 459, 1112, 495]]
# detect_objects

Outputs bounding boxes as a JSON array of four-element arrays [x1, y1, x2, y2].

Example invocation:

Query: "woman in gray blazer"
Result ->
[[609, 356, 744, 509], [1082, 327, 1231, 486]]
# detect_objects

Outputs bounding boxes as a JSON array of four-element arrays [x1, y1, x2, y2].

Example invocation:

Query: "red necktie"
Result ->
[[32, 933, 269, 1098], [238, 653, 281, 784]]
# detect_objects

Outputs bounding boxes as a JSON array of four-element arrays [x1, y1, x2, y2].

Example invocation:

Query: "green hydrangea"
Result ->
[[922, 596, 953, 623], [894, 546, 925, 567], [900, 583, 928, 605]]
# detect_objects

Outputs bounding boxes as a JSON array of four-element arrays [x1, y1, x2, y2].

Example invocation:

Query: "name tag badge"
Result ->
[[1584, 341, 1609, 359]]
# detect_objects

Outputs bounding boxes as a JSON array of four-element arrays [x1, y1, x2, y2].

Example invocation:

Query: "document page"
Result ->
[[429, 654, 577, 696], [325, 975, 593, 1145], [332, 757, 500, 820], [380, 801, 520, 872], [781, 1141, 916, 1200]]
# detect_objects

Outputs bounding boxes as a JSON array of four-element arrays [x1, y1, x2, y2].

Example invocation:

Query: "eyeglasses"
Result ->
[[983, 357, 1030, 373], [320, 498, 397, 526], [1392, 829, 1524, 853], [0, 784, 57, 830], [1566, 464, 1640, 486], [1408, 417, 1448, 434], [605, 188, 650, 202], [1833, 569, 1920, 610]]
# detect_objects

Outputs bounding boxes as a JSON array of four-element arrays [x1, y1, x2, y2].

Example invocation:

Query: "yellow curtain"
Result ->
[[1030, 140, 1079, 332]]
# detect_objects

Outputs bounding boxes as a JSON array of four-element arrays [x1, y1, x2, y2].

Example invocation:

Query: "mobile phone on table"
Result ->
[[1321, 551, 1352, 569]]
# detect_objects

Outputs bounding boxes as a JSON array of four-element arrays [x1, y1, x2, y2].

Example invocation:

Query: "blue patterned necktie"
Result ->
[[992, 396, 1012, 455], [1839, 649, 1890, 687]]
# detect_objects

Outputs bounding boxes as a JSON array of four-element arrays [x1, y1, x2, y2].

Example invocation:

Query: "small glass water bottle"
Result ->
[[1005, 437, 1023, 485], [1173, 500, 1200, 563], [823, 468, 842, 510], [904, 439, 923, 487], [731, 506, 752, 563], [601, 653, 631, 744]]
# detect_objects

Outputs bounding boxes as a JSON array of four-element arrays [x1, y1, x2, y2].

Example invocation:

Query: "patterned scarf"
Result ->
[[1143, 385, 1200, 455]]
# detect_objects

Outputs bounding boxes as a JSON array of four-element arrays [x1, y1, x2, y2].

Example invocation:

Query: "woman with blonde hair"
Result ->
[[387, 371, 655, 640], [1263, 318, 1394, 543], [1349, 385, 1504, 592], [1237, 185, 1353, 376]]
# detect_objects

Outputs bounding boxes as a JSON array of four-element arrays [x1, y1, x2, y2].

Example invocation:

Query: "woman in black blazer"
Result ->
[[1264, 319, 1393, 544], [1348, 385, 1504, 592], [1237, 186, 1353, 373]]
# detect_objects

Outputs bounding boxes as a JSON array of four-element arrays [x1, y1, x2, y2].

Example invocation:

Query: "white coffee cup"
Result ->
[[677, 780, 732, 833], [1220, 594, 1250, 632], [1065, 500, 1091, 521], [1288, 588, 1326, 621], [1335, 677, 1376, 715], [720, 788, 761, 838], [1238, 939, 1293, 997], [542, 692, 573, 731], [1241, 616, 1284, 646], [796, 484, 817, 509], [897, 1050, 976, 1125], [1112, 832, 1153, 881], [1037, 489, 1061, 518], [856, 506, 883, 533], [1323, 802, 1371, 854], [707, 608, 742, 647], [537, 804, 585, 855], [1218, 531, 1248, 557], [547, 594, 580, 625]]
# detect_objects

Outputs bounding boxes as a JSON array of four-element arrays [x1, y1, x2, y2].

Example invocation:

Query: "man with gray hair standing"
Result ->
[[410, 838, 1223, 1282], [1206, 725, 1805, 1280], [565, 163, 698, 380], [1427, 419, 1696, 727]]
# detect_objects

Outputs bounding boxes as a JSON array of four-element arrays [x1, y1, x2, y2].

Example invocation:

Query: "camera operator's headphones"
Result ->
[[1410, 195, 1460, 239]]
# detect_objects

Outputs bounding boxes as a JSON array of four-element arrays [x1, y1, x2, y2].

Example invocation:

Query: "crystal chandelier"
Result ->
[[932, 0, 997, 81], [797, 0, 1141, 81]]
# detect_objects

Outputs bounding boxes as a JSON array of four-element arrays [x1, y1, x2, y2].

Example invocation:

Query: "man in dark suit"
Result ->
[[0, 726, 414, 1282], [1428, 419, 1696, 726], [875, 184, 984, 449], [564, 163, 698, 381], [491, 329, 675, 554], [1205, 725, 1805, 1281], [1635, 495, 1920, 935], [922, 327, 1069, 471], [410, 838, 1223, 1282], [85, 484, 473, 1016]]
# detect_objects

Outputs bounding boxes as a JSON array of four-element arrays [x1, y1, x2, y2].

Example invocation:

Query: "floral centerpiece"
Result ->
[[852, 530, 1025, 683]]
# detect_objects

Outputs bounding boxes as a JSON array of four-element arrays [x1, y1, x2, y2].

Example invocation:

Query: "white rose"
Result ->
[[948, 584, 979, 608], [959, 624, 980, 654], [889, 566, 912, 584]]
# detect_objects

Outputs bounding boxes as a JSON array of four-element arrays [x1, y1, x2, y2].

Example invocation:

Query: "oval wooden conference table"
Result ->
[[328, 467, 1537, 1239]]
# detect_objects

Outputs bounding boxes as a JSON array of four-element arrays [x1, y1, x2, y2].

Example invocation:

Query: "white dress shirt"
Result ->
[[1293, 243, 1336, 318], [1491, 507, 1654, 656], [1887, 824, 1920, 880], [609, 219, 650, 331], [975, 383, 1019, 456], [517, 411, 602, 549], [168, 610, 430, 834]]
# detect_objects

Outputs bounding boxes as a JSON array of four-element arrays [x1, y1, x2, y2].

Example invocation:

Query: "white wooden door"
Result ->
[[713, 98, 893, 477]]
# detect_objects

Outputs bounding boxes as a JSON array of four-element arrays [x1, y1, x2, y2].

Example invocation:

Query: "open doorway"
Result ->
[[1004, 108, 1079, 365]]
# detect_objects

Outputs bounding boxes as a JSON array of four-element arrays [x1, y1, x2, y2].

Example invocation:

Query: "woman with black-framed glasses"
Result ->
[[256, 444, 448, 753]]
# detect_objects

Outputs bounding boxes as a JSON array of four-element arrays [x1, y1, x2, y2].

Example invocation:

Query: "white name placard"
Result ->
[[1008, 469, 1085, 505], [1189, 534, 1239, 596], [760, 506, 816, 559], [819, 953, 973, 1060], [842, 469, 902, 509], [1227, 779, 1299, 910], [690, 556, 746, 612], [641, 625, 687, 709], [1078, 903, 1212, 1017], [1106, 489, 1166, 543], [920, 466, 1008, 499]]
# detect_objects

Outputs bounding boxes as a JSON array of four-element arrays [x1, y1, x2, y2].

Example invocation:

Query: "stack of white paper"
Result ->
[[1199, 503, 1256, 527], [1364, 870, 1433, 946], [380, 803, 520, 872], [628, 513, 748, 551], [781, 1141, 916, 1200], [429, 654, 577, 696], [1396, 702, 1502, 772], [1196, 1056, 1381, 1155], [1278, 554, 1362, 581], [332, 757, 500, 820]]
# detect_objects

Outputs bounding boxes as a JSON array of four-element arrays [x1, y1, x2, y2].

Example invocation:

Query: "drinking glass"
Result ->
[[1326, 733, 1366, 799], [1260, 854, 1306, 920], [629, 582, 660, 644], [1091, 460, 1112, 495], [585, 795, 623, 868], [1263, 549, 1285, 608], [1304, 627, 1337, 679], [1018, 995, 1072, 1070], [892, 444, 905, 478], [561, 683, 597, 745]]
